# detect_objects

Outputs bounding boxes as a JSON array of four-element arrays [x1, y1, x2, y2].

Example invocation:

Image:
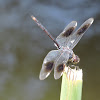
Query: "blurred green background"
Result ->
[[0, 0, 100, 100]]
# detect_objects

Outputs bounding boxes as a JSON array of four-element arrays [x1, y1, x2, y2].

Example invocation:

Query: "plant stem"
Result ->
[[60, 67, 83, 100]]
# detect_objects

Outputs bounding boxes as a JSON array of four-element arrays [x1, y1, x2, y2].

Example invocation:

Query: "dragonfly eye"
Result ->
[[75, 55, 80, 63], [72, 55, 80, 64]]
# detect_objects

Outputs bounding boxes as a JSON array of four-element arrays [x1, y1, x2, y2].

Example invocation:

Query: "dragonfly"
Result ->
[[31, 16, 94, 80]]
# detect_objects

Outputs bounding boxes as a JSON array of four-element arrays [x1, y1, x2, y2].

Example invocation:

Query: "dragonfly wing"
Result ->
[[56, 21, 77, 47], [39, 50, 61, 80], [54, 51, 69, 79], [67, 18, 94, 49]]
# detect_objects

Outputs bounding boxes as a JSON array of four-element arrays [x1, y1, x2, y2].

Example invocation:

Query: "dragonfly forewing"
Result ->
[[56, 21, 77, 47], [67, 18, 94, 49]]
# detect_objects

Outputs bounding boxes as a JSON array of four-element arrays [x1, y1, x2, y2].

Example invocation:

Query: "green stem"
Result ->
[[60, 67, 83, 100]]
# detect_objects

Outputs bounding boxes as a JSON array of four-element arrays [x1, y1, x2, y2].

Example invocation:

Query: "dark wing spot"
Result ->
[[45, 62, 54, 72], [77, 24, 90, 35], [57, 64, 65, 72], [63, 27, 74, 37]]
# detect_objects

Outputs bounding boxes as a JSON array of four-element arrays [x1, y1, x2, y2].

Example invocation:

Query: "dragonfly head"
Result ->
[[73, 54, 80, 64], [68, 53, 80, 64]]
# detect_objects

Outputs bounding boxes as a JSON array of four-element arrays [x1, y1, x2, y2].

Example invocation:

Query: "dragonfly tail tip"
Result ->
[[31, 15, 36, 21]]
